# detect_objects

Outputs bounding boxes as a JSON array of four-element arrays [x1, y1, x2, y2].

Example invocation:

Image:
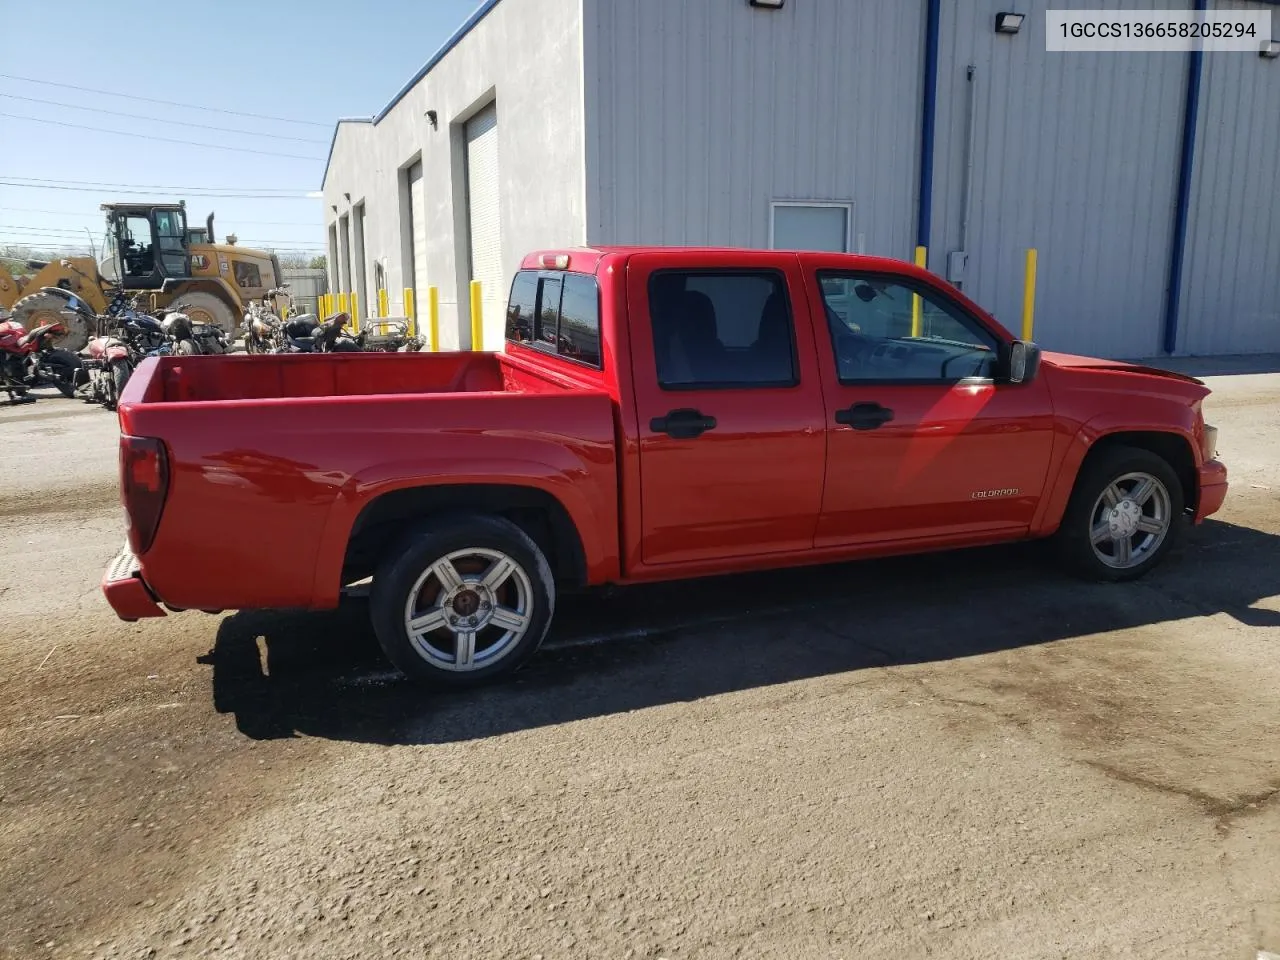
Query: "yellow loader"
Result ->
[[0, 202, 289, 350]]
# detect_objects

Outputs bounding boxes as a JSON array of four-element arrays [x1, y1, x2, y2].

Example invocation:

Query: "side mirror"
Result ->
[[1006, 340, 1042, 384]]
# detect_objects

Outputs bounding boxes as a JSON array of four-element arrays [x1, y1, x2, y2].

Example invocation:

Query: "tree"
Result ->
[[308, 254, 327, 270]]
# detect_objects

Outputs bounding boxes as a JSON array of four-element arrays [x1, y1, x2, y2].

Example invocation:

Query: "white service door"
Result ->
[[465, 104, 504, 350], [407, 161, 428, 321]]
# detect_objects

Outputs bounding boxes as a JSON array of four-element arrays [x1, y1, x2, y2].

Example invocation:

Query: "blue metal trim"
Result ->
[[321, 117, 373, 190], [320, 0, 504, 188], [915, 0, 941, 252], [1163, 0, 1207, 355]]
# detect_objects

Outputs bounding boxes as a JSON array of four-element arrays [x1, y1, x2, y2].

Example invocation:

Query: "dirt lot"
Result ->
[[2, 367, 1278, 960]]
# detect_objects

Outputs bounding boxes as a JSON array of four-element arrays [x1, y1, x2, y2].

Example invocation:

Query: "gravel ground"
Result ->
[[1, 368, 1277, 960]]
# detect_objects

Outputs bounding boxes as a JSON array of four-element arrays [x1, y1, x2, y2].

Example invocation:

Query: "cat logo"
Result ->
[[191, 254, 208, 269], [971, 488, 1019, 499]]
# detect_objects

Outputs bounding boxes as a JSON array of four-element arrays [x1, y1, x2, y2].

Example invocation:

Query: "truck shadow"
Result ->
[[201, 518, 1280, 745]]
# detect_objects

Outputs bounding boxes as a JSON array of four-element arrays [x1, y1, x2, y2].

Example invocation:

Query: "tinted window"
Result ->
[[649, 270, 796, 389], [537, 277, 562, 348], [505, 272, 538, 343], [505, 269, 602, 369], [819, 272, 998, 382], [559, 274, 601, 367]]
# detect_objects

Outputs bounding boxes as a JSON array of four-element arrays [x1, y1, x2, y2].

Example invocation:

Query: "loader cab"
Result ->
[[100, 203, 192, 290]]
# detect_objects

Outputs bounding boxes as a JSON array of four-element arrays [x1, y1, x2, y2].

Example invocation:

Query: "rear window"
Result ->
[[505, 269, 601, 368]]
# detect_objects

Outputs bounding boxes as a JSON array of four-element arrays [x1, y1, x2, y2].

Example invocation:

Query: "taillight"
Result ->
[[120, 435, 169, 554]]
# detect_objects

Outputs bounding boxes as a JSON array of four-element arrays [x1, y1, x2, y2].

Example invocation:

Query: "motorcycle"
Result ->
[[160, 300, 229, 356], [361, 318, 423, 353], [278, 312, 367, 354], [73, 294, 166, 409], [0, 316, 81, 404], [242, 295, 283, 354]]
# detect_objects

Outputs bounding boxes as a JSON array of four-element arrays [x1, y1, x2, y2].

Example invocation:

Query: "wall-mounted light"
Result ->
[[995, 12, 1024, 34], [748, 0, 784, 8], [1261, 40, 1280, 59], [426, 109, 438, 129]]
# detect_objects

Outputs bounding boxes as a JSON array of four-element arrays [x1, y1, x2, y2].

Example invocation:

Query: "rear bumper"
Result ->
[[1194, 458, 1228, 523], [102, 543, 167, 621]]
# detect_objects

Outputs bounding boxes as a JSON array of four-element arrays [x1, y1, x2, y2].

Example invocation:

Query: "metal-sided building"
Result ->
[[321, 0, 1280, 358]]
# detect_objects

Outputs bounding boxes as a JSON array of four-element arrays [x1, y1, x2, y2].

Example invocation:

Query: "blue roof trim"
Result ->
[[322, 117, 374, 189], [320, 0, 503, 188], [373, 0, 504, 124]]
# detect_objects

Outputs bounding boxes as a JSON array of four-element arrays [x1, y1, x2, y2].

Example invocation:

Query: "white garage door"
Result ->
[[406, 160, 428, 323], [465, 103, 503, 350]]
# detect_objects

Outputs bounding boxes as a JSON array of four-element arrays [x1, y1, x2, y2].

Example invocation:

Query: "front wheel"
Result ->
[[108, 359, 133, 409], [1055, 445, 1184, 581], [370, 514, 556, 687]]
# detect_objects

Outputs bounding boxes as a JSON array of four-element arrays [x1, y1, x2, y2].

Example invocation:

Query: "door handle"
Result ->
[[650, 408, 718, 439], [834, 402, 895, 431]]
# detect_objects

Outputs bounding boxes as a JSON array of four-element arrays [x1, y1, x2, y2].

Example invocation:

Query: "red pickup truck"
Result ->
[[104, 247, 1227, 686]]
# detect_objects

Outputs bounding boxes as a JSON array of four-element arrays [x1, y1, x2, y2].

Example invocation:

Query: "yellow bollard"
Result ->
[[428, 286, 440, 352], [404, 287, 416, 338], [351, 292, 360, 332], [1022, 248, 1038, 341], [469, 280, 483, 351], [338, 292, 348, 315], [318, 294, 325, 319], [911, 245, 927, 338], [378, 287, 388, 319]]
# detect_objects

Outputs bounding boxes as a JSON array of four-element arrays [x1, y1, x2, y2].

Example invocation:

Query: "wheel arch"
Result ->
[[338, 482, 590, 594], [1034, 425, 1200, 535]]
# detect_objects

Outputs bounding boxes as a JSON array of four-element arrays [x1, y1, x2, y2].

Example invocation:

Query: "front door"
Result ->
[[807, 262, 1055, 547], [626, 253, 828, 566]]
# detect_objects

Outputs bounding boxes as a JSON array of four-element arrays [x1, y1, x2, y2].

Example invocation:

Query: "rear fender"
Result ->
[[309, 456, 617, 607]]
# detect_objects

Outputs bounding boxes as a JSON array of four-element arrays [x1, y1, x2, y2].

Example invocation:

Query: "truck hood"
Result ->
[[1040, 351, 1205, 386]]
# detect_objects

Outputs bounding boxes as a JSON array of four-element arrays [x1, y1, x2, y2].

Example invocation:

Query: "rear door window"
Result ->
[[505, 269, 602, 369], [648, 269, 796, 389]]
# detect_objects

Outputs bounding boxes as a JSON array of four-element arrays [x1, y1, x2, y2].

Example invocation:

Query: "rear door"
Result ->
[[805, 258, 1055, 546], [626, 252, 827, 566]]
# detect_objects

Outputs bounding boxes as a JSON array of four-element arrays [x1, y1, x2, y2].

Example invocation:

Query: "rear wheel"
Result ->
[[1056, 445, 1184, 581], [12, 291, 90, 351], [370, 514, 556, 687]]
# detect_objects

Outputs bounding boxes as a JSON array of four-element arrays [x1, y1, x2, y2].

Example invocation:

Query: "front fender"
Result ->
[[1031, 403, 1200, 535], [309, 454, 618, 607]]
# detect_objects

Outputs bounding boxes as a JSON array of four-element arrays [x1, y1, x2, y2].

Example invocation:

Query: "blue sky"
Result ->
[[0, 0, 483, 260]]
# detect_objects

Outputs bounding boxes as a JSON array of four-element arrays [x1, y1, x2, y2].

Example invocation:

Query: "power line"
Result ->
[[0, 93, 330, 144], [1, 206, 321, 226], [0, 73, 330, 128], [0, 112, 326, 161], [0, 181, 318, 200], [1, 175, 312, 194]]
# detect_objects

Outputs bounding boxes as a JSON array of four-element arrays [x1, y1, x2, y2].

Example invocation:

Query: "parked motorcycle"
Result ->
[[73, 294, 165, 409], [361, 318, 423, 353], [0, 316, 81, 403], [278, 312, 367, 353], [160, 300, 229, 355], [242, 296, 283, 354]]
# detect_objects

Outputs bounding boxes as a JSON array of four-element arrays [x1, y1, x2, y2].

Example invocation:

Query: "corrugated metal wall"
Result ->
[[1179, 0, 1280, 354], [931, 0, 1191, 358], [585, 0, 924, 259]]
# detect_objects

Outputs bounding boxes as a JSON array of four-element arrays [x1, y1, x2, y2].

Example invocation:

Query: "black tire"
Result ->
[[12, 290, 91, 352], [370, 513, 556, 687], [108, 359, 132, 409], [43, 350, 81, 398], [176, 292, 238, 338], [1055, 444, 1185, 582]]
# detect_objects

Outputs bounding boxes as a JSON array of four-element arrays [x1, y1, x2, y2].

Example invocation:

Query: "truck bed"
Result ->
[[133, 351, 534, 404], [114, 350, 620, 613]]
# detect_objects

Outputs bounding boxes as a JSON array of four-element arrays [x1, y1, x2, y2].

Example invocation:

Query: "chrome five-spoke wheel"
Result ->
[[1088, 471, 1172, 570], [403, 547, 534, 672], [371, 514, 556, 686]]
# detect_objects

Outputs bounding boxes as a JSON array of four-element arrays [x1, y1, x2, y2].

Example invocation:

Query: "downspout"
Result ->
[[1163, 0, 1207, 355], [916, 0, 942, 254]]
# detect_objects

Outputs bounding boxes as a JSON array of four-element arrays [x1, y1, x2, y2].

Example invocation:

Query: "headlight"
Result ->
[[1202, 424, 1219, 460]]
